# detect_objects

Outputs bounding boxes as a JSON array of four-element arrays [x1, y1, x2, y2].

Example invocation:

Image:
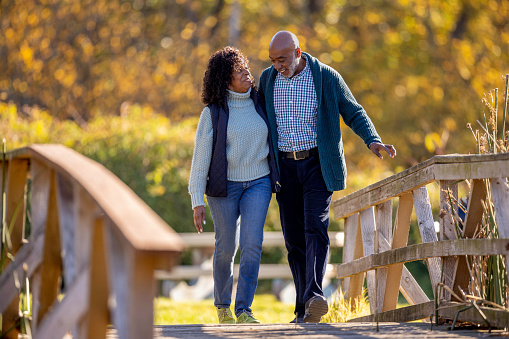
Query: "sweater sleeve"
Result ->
[[332, 70, 382, 148], [188, 107, 213, 209]]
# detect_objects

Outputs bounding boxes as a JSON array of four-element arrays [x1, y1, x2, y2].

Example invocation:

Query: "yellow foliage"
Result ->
[[0, 0, 508, 170]]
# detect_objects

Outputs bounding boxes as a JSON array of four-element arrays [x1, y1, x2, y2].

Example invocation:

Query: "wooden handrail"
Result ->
[[24, 144, 183, 254], [333, 153, 509, 220], [0, 144, 184, 339]]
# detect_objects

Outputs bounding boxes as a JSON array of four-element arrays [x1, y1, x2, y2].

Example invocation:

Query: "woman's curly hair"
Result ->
[[202, 46, 256, 106]]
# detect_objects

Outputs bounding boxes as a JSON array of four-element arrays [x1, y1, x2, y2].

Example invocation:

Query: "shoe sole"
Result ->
[[304, 298, 328, 323]]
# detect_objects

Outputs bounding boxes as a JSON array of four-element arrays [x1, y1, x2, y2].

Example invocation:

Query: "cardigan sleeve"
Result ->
[[332, 70, 382, 147], [188, 106, 213, 209]]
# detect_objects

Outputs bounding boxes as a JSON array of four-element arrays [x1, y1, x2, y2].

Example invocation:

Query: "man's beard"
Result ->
[[282, 54, 299, 78]]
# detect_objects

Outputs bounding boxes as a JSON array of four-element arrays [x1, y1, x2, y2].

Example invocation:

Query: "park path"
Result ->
[[106, 322, 498, 338]]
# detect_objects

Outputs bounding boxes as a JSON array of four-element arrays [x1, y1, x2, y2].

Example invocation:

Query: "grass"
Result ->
[[154, 294, 295, 325], [154, 291, 373, 325], [321, 290, 370, 323]]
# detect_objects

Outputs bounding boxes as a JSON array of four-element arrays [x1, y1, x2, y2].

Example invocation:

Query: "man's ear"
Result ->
[[295, 47, 301, 58]]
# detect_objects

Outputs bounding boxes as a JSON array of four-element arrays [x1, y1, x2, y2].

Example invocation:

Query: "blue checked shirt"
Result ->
[[274, 60, 318, 152]]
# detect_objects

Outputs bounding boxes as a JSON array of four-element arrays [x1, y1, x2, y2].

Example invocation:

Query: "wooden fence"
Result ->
[[155, 231, 344, 281], [0, 144, 184, 339], [334, 153, 509, 327], [155, 232, 343, 301]]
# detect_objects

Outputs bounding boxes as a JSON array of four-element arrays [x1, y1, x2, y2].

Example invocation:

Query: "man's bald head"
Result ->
[[268, 31, 305, 78], [269, 31, 299, 51]]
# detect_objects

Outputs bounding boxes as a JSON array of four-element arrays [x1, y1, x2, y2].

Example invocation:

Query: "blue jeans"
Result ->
[[207, 175, 271, 317], [276, 155, 332, 317]]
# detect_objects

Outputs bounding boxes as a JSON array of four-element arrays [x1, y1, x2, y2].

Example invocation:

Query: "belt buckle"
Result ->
[[292, 151, 306, 160]]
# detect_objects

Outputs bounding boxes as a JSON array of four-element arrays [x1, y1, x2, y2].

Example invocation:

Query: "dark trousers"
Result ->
[[276, 154, 332, 316]]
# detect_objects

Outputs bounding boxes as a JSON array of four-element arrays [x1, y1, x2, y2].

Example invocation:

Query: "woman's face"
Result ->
[[228, 63, 252, 93]]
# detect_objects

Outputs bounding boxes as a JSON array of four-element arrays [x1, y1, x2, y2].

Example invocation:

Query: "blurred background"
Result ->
[[1, 0, 508, 284]]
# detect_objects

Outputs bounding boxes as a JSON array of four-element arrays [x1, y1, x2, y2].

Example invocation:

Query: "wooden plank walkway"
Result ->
[[105, 323, 501, 338]]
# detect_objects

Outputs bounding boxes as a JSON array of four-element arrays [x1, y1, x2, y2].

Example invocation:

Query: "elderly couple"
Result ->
[[188, 31, 396, 324]]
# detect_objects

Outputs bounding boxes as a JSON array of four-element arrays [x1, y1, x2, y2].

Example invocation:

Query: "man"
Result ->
[[258, 31, 396, 323]]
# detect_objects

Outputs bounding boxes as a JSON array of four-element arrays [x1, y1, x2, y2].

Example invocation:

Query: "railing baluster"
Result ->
[[360, 207, 377, 314], [21, 159, 50, 334], [5, 159, 28, 255], [453, 179, 487, 298], [412, 187, 441, 298], [56, 173, 77, 287], [106, 221, 157, 339], [439, 180, 458, 301], [35, 169, 62, 327], [342, 213, 361, 300], [490, 177, 509, 306], [376, 200, 392, 312], [383, 193, 413, 310], [72, 187, 102, 339], [1, 158, 28, 338]]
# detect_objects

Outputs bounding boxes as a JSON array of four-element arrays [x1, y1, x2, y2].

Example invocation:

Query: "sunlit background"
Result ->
[[1, 0, 508, 237]]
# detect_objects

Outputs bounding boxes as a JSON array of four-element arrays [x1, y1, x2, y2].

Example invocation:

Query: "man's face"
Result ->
[[269, 46, 300, 78]]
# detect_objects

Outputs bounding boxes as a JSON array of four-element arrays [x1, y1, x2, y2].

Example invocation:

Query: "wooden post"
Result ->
[[490, 177, 509, 306], [490, 178, 509, 237], [106, 222, 156, 339], [0, 159, 28, 339], [453, 179, 487, 298], [4, 159, 28, 255], [75, 218, 109, 339], [27, 160, 51, 334], [348, 215, 365, 302], [56, 173, 77, 286], [360, 207, 377, 314], [375, 200, 392, 312], [412, 187, 441, 298], [383, 193, 413, 310], [342, 213, 358, 298], [439, 180, 458, 301], [72, 187, 101, 339], [34, 170, 62, 326]]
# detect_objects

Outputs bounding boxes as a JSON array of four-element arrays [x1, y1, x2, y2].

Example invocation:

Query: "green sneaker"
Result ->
[[236, 311, 260, 324], [217, 308, 235, 324]]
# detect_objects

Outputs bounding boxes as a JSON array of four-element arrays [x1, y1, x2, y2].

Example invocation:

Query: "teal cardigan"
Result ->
[[258, 52, 382, 192]]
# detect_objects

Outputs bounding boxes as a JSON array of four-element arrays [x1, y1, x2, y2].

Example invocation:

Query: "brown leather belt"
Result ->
[[280, 148, 318, 160]]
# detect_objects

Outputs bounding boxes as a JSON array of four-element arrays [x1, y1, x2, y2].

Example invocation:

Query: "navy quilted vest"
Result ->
[[205, 91, 280, 197]]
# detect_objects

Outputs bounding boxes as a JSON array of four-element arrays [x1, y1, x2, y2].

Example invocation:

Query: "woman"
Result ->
[[188, 46, 280, 324]]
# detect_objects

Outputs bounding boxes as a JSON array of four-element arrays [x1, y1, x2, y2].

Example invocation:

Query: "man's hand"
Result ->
[[193, 205, 206, 234], [370, 142, 396, 159]]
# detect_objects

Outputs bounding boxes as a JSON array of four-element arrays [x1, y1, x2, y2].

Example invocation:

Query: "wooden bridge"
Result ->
[[1, 145, 508, 338]]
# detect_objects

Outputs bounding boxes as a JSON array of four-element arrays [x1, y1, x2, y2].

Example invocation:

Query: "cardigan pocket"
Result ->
[[329, 155, 347, 182]]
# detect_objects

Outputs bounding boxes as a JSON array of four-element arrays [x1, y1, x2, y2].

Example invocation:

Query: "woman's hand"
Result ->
[[193, 205, 206, 234]]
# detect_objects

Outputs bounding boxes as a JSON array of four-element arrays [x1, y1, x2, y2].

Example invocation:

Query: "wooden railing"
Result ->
[[333, 153, 509, 327], [155, 232, 344, 301], [0, 144, 184, 339], [156, 231, 344, 280]]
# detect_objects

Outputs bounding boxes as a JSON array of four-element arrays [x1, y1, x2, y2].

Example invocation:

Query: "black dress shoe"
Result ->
[[289, 317, 304, 323], [303, 295, 328, 323]]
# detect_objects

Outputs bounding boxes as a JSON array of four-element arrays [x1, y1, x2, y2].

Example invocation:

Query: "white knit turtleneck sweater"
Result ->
[[188, 88, 270, 208]]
